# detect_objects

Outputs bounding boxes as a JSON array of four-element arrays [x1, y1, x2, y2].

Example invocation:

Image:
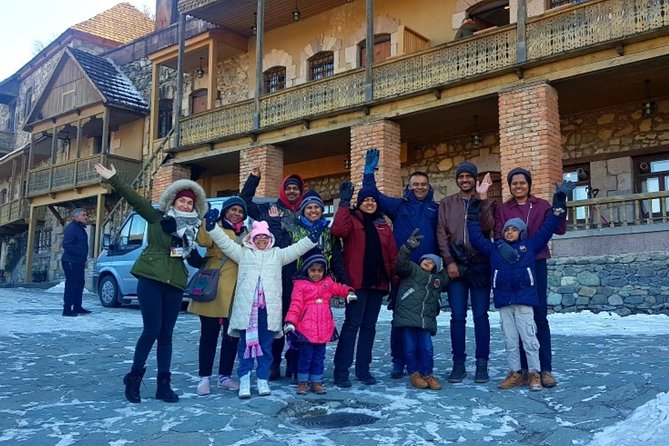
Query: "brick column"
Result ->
[[350, 120, 402, 198], [151, 164, 192, 203], [239, 145, 284, 196], [498, 81, 563, 201]]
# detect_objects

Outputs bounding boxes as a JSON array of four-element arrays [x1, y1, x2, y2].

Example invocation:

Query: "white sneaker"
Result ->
[[257, 378, 271, 396], [218, 375, 240, 390], [239, 374, 251, 399], [196, 376, 211, 395]]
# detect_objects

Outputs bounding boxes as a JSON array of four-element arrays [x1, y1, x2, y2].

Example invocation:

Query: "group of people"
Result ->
[[90, 147, 571, 403]]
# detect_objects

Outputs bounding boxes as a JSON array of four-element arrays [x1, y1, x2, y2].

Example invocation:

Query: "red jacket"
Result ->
[[331, 206, 397, 292], [285, 277, 352, 344]]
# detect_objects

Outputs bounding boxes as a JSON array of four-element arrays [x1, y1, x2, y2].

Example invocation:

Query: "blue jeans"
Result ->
[[133, 278, 183, 374], [297, 343, 326, 383], [333, 289, 384, 380], [237, 308, 274, 379], [520, 260, 552, 372], [447, 276, 491, 363], [402, 327, 434, 376]]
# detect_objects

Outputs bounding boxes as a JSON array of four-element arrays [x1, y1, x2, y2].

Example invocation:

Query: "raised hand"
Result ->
[[476, 172, 492, 198], [251, 163, 262, 178], [339, 181, 354, 206], [404, 228, 424, 250], [204, 208, 220, 231], [555, 180, 576, 196], [94, 163, 116, 179], [364, 148, 380, 174], [268, 205, 283, 218], [552, 181, 574, 212]]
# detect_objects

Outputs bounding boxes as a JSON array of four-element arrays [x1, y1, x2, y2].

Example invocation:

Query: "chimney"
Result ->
[[155, 0, 179, 31]]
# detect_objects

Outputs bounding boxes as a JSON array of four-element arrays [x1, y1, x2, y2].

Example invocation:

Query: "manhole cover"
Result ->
[[293, 412, 379, 429]]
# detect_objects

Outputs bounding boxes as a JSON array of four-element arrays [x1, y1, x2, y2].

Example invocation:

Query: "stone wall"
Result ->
[[0, 105, 9, 131], [306, 173, 349, 201], [217, 55, 250, 105], [117, 57, 154, 102]]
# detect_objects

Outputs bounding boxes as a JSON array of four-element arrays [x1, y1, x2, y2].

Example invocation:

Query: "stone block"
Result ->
[[557, 286, 577, 294], [547, 293, 562, 306], [562, 295, 576, 306], [608, 295, 624, 305], [578, 286, 597, 297], [561, 276, 577, 286], [601, 277, 627, 287], [575, 297, 590, 306], [624, 296, 644, 305], [616, 307, 632, 317], [636, 267, 656, 278], [577, 271, 600, 286], [591, 295, 608, 305]]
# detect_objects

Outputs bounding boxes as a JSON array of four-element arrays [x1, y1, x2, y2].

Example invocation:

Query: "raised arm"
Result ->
[[207, 225, 242, 263], [95, 163, 161, 223]]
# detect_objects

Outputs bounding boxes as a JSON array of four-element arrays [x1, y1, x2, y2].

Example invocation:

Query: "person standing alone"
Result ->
[[62, 208, 91, 316]]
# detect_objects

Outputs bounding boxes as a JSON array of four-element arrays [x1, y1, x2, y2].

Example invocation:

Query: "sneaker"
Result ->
[[311, 382, 327, 394], [75, 307, 92, 314], [540, 371, 557, 388], [447, 362, 466, 383], [334, 378, 351, 388], [528, 371, 542, 391], [196, 377, 211, 396], [218, 375, 240, 390], [296, 382, 309, 395], [238, 374, 251, 399], [410, 372, 428, 389], [257, 379, 271, 396], [499, 371, 525, 389], [424, 375, 442, 391]]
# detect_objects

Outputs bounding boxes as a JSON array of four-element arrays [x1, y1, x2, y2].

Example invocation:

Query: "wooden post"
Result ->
[[94, 193, 105, 256], [101, 109, 110, 154], [50, 124, 57, 163], [365, 0, 374, 101], [174, 12, 186, 150], [253, 0, 265, 129], [75, 117, 82, 158], [517, 0, 527, 63], [208, 40, 217, 109], [24, 204, 38, 283]]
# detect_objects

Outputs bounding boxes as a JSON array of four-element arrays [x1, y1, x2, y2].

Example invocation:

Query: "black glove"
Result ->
[[186, 249, 205, 268], [159, 216, 177, 235], [552, 180, 575, 212], [466, 198, 483, 221], [339, 181, 354, 206], [204, 208, 220, 231], [364, 148, 379, 174], [404, 228, 423, 250], [308, 219, 328, 243], [496, 240, 520, 264]]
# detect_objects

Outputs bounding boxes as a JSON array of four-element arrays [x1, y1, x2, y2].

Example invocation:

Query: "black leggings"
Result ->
[[198, 316, 239, 377]]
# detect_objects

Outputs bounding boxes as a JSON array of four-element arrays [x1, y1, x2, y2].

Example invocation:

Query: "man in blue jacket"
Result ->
[[362, 148, 439, 379], [62, 208, 90, 316]]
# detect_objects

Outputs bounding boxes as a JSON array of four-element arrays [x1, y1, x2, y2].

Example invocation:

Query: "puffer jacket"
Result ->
[[108, 175, 207, 290], [469, 212, 564, 308], [392, 246, 449, 336], [207, 224, 316, 337], [285, 277, 353, 344]]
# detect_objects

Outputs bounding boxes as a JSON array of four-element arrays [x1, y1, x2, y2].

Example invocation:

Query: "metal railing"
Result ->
[[566, 190, 669, 230]]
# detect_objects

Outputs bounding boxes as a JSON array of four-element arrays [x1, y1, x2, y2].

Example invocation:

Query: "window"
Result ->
[[636, 154, 669, 216], [563, 165, 591, 221], [190, 89, 208, 114], [359, 34, 391, 67], [117, 215, 147, 251], [263, 66, 286, 93], [0, 189, 6, 205], [6, 103, 16, 131], [308, 52, 334, 81], [61, 89, 76, 113], [23, 87, 33, 120], [157, 98, 173, 138]]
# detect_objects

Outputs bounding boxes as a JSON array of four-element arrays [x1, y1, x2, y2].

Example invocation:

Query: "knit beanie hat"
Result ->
[[455, 162, 478, 178], [220, 196, 247, 221], [420, 254, 443, 273], [245, 221, 275, 250], [284, 176, 303, 191], [507, 167, 532, 189], [503, 217, 527, 238], [298, 189, 324, 215], [356, 186, 379, 208], [301, 249, 329, 274], [175, 189, 197, 203]]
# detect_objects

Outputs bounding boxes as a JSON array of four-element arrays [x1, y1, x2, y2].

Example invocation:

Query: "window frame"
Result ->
[[263, 66, 287, 94], [308, 51, 334, 81]]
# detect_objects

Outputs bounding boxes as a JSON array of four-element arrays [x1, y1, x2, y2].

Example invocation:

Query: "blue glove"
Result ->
[[466, 199, 483, 221], [308, 219, 328, 243], [339, 181, 354, 206], [496, 240, 520, 264], [552, 180, 574, 212], [363, 148, 379, 175], [204, 208, 219, 231]]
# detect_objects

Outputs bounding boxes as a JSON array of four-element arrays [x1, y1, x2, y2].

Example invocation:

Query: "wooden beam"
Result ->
[[47, 205, 65, 226], [94, 193, 105, 256], [24, 205, 38, 283]]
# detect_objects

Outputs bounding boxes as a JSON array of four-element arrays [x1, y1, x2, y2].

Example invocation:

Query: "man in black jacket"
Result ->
[[62, 208, 90, 316]]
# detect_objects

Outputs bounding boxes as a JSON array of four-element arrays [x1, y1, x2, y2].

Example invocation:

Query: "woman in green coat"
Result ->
[[95, 163, 208, 404]]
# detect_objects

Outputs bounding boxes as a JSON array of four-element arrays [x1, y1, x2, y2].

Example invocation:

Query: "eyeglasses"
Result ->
[[253, 235, 271, 240]]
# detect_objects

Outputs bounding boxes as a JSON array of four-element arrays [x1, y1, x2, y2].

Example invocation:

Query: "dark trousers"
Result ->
[[333, 289, 384, 380], [520, 259, 552, 372], [297, 342, 326, 382], [271, 270, 298, 369], [198, 316, 239, 377], [402, 327, 434, 376], [132, 277, 183, 374], [388, 285, 405, 370], [62, 260, 85, 310], [237, 308, 273, 379], [447, 277, 491, 363]]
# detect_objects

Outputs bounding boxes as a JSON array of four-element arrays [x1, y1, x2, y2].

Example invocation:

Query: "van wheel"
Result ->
[[99, 276, 121, 308]]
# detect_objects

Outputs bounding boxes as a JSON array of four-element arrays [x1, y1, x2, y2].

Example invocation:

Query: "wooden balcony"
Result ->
[[0, 130, 15, 154], [178, 0, 669, 148], [0, 199, 29, 227], [26, 154, 141, 198]]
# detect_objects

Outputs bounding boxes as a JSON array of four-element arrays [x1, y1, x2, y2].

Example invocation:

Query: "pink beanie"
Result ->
[[246, 221, 275, 250]]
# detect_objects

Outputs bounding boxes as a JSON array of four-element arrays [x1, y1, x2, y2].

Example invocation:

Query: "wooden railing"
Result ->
[[26, 154, 141, 198], [566, 190, 669, 231], [178, 0, 669, 147], [0, 198, 29, 226], [0, 130, 15, 153]]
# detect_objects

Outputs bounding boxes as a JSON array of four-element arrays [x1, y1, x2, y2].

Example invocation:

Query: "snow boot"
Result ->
[[155, 372, 179, 403], [474, 359, 489, 383], [123, 367, 145, 403], [447, 361, 466, 383]]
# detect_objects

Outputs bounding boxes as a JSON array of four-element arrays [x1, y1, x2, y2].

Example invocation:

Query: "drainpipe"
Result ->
[[517, 0, 527, 63], [173, 12, 186, 150]]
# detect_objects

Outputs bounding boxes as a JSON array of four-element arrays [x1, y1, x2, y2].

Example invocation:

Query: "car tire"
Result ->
[[99, 275, 121, 308]]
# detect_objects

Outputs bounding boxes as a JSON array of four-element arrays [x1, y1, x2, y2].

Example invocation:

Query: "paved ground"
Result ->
[[1, 287, 668, 445]]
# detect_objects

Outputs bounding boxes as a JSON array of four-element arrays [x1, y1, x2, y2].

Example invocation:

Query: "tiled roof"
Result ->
[[71, 2, 155, 44], [68, 47, 149, 115]]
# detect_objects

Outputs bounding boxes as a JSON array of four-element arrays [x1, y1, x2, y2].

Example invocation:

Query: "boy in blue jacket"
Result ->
[[466, 185, 568, 391]]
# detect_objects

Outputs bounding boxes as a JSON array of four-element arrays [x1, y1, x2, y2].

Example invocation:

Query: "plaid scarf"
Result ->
[[244, 278, 267, 359], [166, 206, 201, 257]]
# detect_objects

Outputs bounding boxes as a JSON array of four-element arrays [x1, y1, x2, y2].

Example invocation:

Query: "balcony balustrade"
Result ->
[[0, 199, 29, 227]]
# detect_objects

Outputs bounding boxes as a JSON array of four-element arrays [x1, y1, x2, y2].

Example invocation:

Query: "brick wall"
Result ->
[[350, 120, 402, 199], [150, 164, 192, 203], [239, 145, 284, 196]]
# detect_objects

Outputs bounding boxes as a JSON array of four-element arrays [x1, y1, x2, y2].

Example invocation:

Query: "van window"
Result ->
[[118, 215, 147, 250]]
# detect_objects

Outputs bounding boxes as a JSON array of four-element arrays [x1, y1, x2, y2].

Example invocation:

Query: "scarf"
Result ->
[[223, 218, 246, 236], [166, 206, 201, 257], [244, 278, 267, 359], [361, 212, 387, 288]]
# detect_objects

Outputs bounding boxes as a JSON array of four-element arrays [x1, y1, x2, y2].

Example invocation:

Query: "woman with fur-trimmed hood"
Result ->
[[95, 163, 207, 405]]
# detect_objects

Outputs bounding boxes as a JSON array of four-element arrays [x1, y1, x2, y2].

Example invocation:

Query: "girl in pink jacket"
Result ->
[[284, 251, 356, 395]]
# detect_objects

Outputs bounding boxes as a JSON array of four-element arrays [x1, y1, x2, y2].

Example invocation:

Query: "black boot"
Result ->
[[474, 359, 489, 383], [155, 372, 179, 403], [447, 361, 467, 383], [123, 367, 145, 403]]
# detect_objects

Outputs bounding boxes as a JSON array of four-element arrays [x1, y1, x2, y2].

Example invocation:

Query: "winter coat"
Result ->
[[187, 222, 247, 318], [437, 192, 496, 267], [469, 213, 564, 308], [362, 172, 439, 262], [207, 224, 316, 337], [285, 277, 353, 344], [330, 206, 397, 293], [62, 221, 88, 264], [391, 246, 449, 336], [495, 195, 566, 260], [108, 175, 207, 290]]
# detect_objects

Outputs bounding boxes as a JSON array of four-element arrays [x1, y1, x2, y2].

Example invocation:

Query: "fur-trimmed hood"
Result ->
[[157, 179, 208, 217]]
